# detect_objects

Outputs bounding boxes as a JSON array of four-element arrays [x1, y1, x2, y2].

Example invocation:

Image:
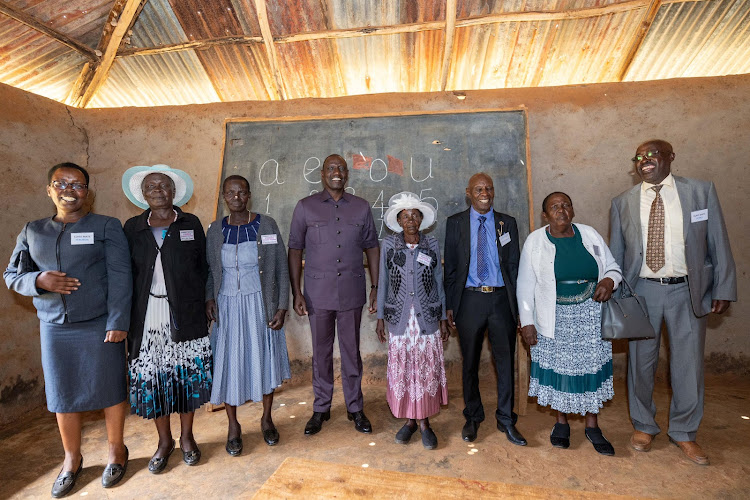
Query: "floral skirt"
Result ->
[[386, 305, 448, 419], [129, 295, 212, 419], [528, 298, 613, 415]]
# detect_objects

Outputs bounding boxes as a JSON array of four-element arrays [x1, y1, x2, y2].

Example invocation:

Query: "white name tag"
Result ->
[[70, 232, 94, 245], [179, 230, 195, 241], [691, 209, 708, 223], [417, 252, 432, 266], [261, 234, 278, 245], [499, 232, 511, 247], [593, 245, 601, 256]]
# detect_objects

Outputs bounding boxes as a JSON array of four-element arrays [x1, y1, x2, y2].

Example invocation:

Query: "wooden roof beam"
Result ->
[[253, 0, 286, 100], [439, 0, 457, 91], [617, 0, 664, 81], [0, 1, 96, 60]]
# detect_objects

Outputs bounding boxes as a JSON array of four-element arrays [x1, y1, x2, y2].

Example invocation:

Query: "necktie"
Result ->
[[646, 185, 665, 272], [477, 216, 489, 283]]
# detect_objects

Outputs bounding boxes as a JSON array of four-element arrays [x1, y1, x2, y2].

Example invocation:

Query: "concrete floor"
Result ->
[[1, 374, 749, 499]]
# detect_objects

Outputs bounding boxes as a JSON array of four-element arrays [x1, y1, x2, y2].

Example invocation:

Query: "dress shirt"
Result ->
[[639, 173, 687, 278], [466, 207, 505, 287], [288, 190, 379, 311]]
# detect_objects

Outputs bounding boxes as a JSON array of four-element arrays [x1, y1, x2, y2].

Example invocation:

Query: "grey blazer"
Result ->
[[206, 215, 290, 324], [609, 175, 736, 317]]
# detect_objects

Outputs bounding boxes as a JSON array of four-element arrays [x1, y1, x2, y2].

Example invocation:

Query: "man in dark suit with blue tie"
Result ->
[[444, 172, 526, 445]]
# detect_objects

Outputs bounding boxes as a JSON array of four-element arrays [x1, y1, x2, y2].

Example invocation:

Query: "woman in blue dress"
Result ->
[[206, 175, 291, 455]]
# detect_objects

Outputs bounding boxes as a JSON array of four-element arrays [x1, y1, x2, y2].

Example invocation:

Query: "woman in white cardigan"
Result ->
[[517, 192, 621, 455]]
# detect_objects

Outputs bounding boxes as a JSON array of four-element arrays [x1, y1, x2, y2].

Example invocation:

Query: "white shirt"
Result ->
[[639, 173, 687, 278]]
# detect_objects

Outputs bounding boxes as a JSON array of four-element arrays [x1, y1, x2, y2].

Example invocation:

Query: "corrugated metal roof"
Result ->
[[0, 0, 748, 108]]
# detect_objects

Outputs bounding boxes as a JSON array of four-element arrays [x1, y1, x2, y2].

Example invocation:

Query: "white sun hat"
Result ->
[[122, 164, 194, 209], [383, 191, 437, 233]]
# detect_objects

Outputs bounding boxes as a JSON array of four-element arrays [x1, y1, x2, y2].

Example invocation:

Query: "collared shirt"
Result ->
[[288, 190, 379, 311], [466, 206, 505, 288], [639, 173, 687, 278]]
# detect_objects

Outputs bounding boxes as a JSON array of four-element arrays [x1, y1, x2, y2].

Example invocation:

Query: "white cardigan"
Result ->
[[516, 223, 622, 339]]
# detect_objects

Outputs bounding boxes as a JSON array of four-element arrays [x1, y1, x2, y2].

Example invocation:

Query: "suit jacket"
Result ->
[[444, 208, 520, 321], [609, 175, 736, 317]]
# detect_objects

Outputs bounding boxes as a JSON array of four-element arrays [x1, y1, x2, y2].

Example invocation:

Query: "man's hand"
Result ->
[[446, 309, 456, 331], [592, 277, 615, 302], [521, 325, 538, 346], [711, 299, 730, 314], [36, 271, 79, 294], [293, 294, 308, 316], [368, 288, 377, 314], [439, 320, 450, 342], [206, 299, 217, 322], [269, 309, 286, 330], [376, 319, 387, 343], [104, 330, 127, 343]]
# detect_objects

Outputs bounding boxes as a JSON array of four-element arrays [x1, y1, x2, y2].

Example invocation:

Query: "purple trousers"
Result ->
[[308, 306, 364, 413]]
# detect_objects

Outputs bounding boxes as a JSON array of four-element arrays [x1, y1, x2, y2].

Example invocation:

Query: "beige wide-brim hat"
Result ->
[[122, 164, 194, 209], [383, 191, 437, 233]]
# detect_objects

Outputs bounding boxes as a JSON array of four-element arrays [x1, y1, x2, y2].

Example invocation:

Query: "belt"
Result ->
[[644, 276, 686, 285], [465, 286, 503, 293], [149, 293, 168, 298], [557, 279, 594, 285]]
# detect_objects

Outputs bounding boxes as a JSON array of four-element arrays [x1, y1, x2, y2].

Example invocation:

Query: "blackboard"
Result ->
[[218, 110, 532, 250]]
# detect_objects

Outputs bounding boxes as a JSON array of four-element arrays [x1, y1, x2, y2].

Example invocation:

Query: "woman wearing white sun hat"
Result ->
[[376, 192, 449, 450]]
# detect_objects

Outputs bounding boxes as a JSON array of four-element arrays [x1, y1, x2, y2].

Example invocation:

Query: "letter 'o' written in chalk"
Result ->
[[259, 159, 284, 186]]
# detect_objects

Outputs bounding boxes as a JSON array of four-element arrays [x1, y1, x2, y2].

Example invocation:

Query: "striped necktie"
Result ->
[[477, 216, 489, 283]]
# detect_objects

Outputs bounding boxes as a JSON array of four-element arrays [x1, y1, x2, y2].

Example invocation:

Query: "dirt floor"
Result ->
[[1, 374, 749, 499]]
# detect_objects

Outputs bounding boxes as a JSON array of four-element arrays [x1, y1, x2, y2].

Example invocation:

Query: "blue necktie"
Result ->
[[477, 216, 489, 283]]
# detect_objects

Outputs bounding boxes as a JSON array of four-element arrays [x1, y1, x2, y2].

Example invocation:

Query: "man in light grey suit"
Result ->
[[610, 139, 736, 465]]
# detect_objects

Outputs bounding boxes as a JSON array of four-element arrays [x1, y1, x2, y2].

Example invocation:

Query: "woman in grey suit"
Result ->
[[376, 192, 449, 450], [206, 175, 291, 455], [5, 163, 131, 497]]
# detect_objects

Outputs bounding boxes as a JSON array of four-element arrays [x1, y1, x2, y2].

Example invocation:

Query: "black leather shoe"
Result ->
[[497, 421, 528, 446], [585, 427, 615, 456], [182, 446, 201, 466], [422, 427, 438, 450], [462, 420, 479, 442], [51, 456, 83, 498], [347, 410, 372, 433], [101, 446, 128, 488], [395, 423, 418, 444], [550, 423, 570, 449], [226, 437, 243, 456], [263, 427, 280, 446], [148, 440, 175, 474], [304, 410, 330, 435]]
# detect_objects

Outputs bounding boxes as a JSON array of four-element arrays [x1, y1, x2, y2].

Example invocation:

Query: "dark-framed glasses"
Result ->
[[632, 150, 668, 162], [50, 180, 88, 191]]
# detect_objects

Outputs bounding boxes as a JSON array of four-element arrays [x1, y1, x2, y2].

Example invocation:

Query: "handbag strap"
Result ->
[[606, 269, 637, 298]]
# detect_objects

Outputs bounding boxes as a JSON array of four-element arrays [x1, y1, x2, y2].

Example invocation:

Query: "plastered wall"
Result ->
[[2, 74, 748, 425]]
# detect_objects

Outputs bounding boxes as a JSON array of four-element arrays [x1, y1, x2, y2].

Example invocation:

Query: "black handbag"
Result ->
[[601, 271, 656, 340]]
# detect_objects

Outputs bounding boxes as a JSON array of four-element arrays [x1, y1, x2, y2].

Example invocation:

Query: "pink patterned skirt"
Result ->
[[386, 304, 448, 419]]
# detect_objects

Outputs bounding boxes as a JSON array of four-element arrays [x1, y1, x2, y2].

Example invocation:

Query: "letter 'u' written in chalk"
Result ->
[[259, 159, 284, 186]]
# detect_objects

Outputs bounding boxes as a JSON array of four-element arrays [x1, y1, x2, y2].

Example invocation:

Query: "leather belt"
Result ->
[[644, 276, 686, 285], [466, 286, 503, 293], [149, 293, 168, 298], [557, 279, 593, 284]]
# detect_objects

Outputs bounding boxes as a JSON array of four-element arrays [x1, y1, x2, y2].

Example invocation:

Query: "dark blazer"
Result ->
[[610, 175, 736, 317], [443, 208, 520, 321], [123, 206, 208, 359]]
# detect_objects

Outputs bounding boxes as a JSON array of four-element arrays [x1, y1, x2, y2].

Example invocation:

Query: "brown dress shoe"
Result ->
[[669, 437, 709, 465], [630, 430, 653, 452]]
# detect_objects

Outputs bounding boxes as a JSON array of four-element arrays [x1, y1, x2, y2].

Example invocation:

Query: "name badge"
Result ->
[[691, 209, 708, 223], [499, 232, 511, 247], [179, 230, 195, 241], [71, 232, 94, 245], [261, 234, 278, 245], [417, 252, 432, 266], [593, 245, 601, 256]]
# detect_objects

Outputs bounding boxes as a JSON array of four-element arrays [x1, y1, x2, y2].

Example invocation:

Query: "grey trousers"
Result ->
[[628, 278, 707, 441]]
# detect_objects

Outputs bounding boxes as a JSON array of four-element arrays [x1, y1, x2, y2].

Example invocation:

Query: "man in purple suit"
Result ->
[[288, 154, 380, 435]]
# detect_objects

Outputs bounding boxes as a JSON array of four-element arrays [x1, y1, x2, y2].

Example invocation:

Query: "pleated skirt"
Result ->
[[129, 296, 212, 419], [210, 291, 291, 406]]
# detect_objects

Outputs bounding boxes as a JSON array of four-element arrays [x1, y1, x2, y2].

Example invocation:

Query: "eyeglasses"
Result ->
[[632, 150, 669, 162], [50, 180, 88, 191]]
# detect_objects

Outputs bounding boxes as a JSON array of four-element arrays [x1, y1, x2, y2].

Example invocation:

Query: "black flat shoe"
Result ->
[[304, 410, 330, 435], [148, 440, 175, 474], [226, 437, 243, 456], [263, 427, 280, 446], [51, 456, 83, 498], [395, 423, 418, 444], [347, 410, 372, 433], [421, 427, 438, 450], [586, 427, 615, 456], [550, 423, 571, 449], [497, 421, 528, 446], [182, 446, 201, 466], [101, 446, 128, 488], [462, 420, 479, 442]]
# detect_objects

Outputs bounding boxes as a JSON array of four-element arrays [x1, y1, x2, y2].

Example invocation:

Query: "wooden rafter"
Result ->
[[253, 0, 285, 100], [617, 0, 664, 81], [119, 35, 263, 57], [0, 1, 96, 60], [440, 0, 458, 91]]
